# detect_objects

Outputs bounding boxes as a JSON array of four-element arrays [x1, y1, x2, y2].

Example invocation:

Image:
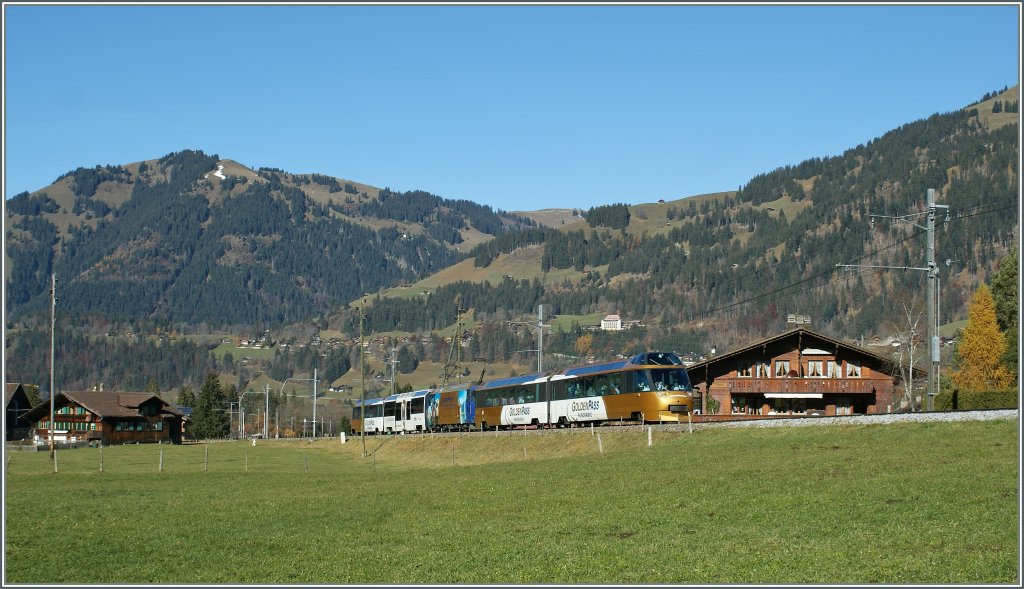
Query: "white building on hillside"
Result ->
[[601, 314, 623, 331]]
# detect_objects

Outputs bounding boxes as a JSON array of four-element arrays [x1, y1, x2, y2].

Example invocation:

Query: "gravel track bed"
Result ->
[[693, 409, 1019, 430]]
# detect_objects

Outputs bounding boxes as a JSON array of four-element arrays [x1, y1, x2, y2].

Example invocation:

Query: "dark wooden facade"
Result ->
[[5, 383, 34, 441], [688, 328, 902, 417], [23, 391, 183, 445]]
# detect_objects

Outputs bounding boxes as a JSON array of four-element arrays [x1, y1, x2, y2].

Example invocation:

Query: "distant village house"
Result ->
[[23, 391, 184, 445]]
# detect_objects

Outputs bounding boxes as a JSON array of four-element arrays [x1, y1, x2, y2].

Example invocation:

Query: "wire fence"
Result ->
[[3, 439, 353, 476], [4, 421, 701, 476]]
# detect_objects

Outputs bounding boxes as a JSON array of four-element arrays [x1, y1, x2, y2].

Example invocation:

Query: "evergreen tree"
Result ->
[[177, 385, 196, 407], [949, 284, 1013, 391], [397, 345, 419, 374], [989, 248, 1018, 332], [989, 248, 1019, 379], [191, 373, 230, 439]]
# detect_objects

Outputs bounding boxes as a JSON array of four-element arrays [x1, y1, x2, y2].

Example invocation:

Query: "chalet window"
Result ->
[[807, 360, 824, 378], [846, 361, 862, 378], [116, 422, 123, 431], [755, 362, 770, 378], [737, 362, 752, 378], [827, 360, 842, 378], [731, 396, 748, 414], [774, 360, 790, 377], [75, 407, 85, 415]]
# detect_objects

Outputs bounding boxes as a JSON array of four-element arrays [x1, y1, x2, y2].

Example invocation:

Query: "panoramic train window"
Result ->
[[633, 371, 653, 391], [649, 368, 692, 391]]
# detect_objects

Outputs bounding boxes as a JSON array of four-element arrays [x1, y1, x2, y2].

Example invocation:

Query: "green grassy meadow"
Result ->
[[4, 419, 1019, 584]]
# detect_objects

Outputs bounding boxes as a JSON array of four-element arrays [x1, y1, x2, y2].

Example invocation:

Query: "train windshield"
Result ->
[[649, 368, 692, 392]]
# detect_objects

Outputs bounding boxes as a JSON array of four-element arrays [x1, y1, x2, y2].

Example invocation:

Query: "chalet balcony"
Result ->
[[727, 377, 876, 395]]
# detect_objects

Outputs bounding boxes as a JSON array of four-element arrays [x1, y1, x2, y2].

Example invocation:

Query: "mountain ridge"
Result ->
[[3, 85, 1019, 394]]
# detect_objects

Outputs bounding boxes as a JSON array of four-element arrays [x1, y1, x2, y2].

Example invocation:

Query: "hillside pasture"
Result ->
[[3, 418, 1017, 584], [379, 245, 586, 301]]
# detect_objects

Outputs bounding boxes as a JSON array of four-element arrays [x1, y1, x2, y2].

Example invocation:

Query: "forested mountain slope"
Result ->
[[359, 86, 1019, 350], [5, 150, 533, 327]]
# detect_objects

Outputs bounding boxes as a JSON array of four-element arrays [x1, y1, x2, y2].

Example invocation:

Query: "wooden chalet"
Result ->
[[688, 328, 903, 418], [5, 383, 34, 441], [23, 391, 184, 445]]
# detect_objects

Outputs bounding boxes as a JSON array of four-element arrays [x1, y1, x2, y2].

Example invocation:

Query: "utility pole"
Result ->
[[925, 188, 939, 412], [442, 308, 467, 386], [510, 304, 548, 373], [837, 188, 949, 411], [388, 344, 398, 396], [359, 299, 366, 458], [49, 273, 57, 460], [312, 368, 318, 438], [537, 304, 544, 374], [263, 384, 270, 439]]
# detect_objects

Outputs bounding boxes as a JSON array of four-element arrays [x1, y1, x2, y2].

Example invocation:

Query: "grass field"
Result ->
[[4, 419, 1018, 584]]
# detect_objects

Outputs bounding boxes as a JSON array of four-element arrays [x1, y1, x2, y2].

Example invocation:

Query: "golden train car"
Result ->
[[473, 352, 694, 430], [473, 372, 547, 431], [546, 352, 694, 426]]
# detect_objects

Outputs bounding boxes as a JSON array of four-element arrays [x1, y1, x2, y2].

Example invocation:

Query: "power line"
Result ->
[[649, 198, 1016, 328]]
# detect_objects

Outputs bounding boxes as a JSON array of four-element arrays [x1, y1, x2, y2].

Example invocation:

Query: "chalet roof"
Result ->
[[687, 327, 906, 374], [23, 391, 182, 421], [6, 383, 28, 406]]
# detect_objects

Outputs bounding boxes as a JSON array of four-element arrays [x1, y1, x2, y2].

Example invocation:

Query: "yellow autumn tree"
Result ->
[[575, 333, 593, 357], [950, 283, 1013, 391]]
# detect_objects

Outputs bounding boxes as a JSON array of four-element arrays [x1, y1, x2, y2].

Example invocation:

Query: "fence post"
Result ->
[[54, 449, 58, 473], [159, 448, 164, 472], [99, 446, 104, 472], [688, 410, 693, 434], [204, 444, 209, 472], [648, 426, 653, 447], [245, 449, 248, 472], [597, 433, 603, 454], [452, 443, 456, 466], [304, 451, 308, 473], [6, 455, 10, 474]]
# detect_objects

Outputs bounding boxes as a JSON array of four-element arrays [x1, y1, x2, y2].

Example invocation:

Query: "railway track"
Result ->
[[357, 408, 1019, 439]]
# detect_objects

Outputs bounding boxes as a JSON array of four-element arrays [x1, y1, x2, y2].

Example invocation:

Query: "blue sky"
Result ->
[[3, 3, 1020, 212]]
